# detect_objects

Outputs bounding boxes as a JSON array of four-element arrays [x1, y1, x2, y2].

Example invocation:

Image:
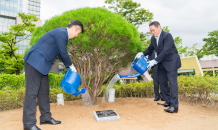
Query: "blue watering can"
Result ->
[[118, 55, 150, 78], [61, 69, 86, 95]]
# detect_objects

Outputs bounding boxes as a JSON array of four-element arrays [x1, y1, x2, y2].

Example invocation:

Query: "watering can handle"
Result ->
[[143, 55, 150, 61], [131, 58, 137, 67], [131, 55, 149, 67], [128, 67, 134, 76]]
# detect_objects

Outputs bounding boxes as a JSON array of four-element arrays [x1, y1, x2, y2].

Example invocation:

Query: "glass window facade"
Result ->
[[28, 0, 40, 18], [0, 17, 16, 33], [0, 0, 41, 54], [0, 0, 19, 17]]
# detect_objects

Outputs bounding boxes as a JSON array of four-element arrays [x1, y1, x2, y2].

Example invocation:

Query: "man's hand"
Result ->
[[135, 52, 144, 59], [148, 60, 158, 68], [70, 64, 77, 72]]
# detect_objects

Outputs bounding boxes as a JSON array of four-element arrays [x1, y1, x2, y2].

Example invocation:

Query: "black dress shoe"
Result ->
[[40, 118, 61, 125], [161, 98, 165, 101], [24, 126, 41, 130], [164, 107, 178, 113], [157, 102, 170, 107], [154, 98, 160, 101]]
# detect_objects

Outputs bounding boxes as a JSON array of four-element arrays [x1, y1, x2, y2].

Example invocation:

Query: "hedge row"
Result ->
[[113, 81, 154, 98], [177, 75, 218, 106], [0, 74, 218, 111], [113, 75, 218, 107], [0, 86, 82, 111], [0, 74, 25, 90], [0, 73, 64, 90]]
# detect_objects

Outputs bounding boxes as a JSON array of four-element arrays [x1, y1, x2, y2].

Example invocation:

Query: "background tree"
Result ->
[[29, 7, 143, 104], [197, 30, 218, 58], [162, 26, 188, 55], [104, 0, 199, 57], [104, 0, 153, 42], [0, 13, 38, 75]]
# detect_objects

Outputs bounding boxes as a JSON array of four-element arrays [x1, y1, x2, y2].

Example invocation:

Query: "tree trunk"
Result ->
[[91, 92, 98, 105], [68, 39, 134, 105], [16, 69, 20, 75]]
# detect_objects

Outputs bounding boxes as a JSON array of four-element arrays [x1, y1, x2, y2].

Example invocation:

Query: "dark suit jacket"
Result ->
[[148, 50, 155, 61], [23, 27, 72, 75], [143, 31, 181, 72]]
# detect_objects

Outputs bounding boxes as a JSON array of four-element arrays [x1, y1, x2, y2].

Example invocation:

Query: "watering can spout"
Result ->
[[118, 73, 141, 79], [72, 88, 86, 95]]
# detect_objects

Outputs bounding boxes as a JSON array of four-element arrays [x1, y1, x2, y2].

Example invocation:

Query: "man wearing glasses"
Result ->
[[136, 21, 181, 113]]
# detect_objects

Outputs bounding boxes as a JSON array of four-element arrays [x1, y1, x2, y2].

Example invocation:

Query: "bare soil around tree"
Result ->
[[0, 97, 218, 130]]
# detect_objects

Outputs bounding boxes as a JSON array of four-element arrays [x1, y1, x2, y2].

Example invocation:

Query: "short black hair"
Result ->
[[67, 20, 84, 33], [149, 21, 160, 28]]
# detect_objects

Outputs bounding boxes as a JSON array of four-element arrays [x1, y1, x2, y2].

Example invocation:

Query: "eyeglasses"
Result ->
[[150, 29, 156, 33]]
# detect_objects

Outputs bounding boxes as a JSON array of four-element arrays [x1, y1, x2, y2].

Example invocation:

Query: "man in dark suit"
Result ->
[[136, 21, 181, 113], [23, 20, 84, 130], [148, 51, 165, 101]]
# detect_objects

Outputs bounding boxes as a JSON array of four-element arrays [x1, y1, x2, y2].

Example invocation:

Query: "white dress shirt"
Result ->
[[154, 30, 162, 58], [66, 27, 70, 40]]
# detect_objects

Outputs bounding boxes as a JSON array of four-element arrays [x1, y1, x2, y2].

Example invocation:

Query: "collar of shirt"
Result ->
[[66, 27, 70, 40], [155, 30, 162, 40]]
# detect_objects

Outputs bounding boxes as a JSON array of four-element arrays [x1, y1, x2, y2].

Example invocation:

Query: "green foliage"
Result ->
[[162, 26, 170, 32], [29, 7, 143, 104], [203, 71, 218, 77], [1, 74, 218, 111], [186, 43, 200, 57], [30, 7, 142, 57], [0, 13, 38, 75], [174, 37, 188, 55], [48, 73, 65, 89], [0, 87, 82, 111], [0, 50, 24, 74], [161, 26, 188, 55], [0, 87, 25, 111], [177, 75, 218, 105], [142, 38, 150, 50], [0, 73, 66, 90], [197, 30, 218, 58], [0, 74, 25, 90], [104, 0, 153, 27], [104, 0, 153, 42], [114, 81, 154, 98], [114, 75, 218, 106]]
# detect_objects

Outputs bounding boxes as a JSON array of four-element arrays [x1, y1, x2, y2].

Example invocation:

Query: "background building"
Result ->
[[0, 0, 41, 53]]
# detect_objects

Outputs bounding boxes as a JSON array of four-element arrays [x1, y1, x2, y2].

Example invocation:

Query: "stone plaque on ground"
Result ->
[[93, 110, 120, 122]]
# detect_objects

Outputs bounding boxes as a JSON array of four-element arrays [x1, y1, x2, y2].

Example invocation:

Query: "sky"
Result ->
[[40, 0, 218, 48]]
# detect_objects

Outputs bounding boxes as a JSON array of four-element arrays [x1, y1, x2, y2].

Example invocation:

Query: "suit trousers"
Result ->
[[158, 63, 179, 108], [23, 61, 52, 128], [151, 64, 163, 99]]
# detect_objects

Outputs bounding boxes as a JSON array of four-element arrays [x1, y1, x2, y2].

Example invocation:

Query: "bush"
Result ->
[[178, 75, 218, 106], [0, 73, 65, 90], [48, 73, 64, 89], [0, 74, 25, 90], [1, 74, 218, 111], [0, 86, 83, 111], [0, 86, 25, 111], [114, 81, 154, 98]]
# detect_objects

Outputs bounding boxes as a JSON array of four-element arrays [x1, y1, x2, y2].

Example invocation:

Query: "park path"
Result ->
[[0, 97, 218, 130]]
